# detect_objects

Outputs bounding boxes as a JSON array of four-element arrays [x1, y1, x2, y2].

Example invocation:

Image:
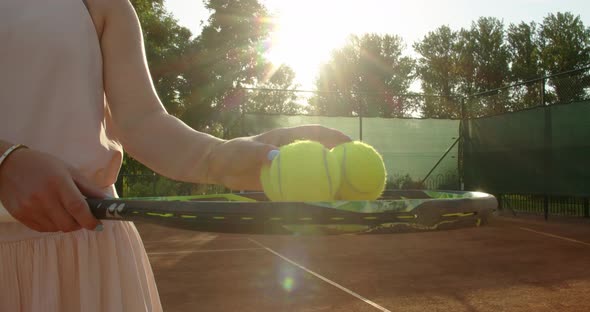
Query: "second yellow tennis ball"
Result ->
[[331, 141, 387, 200], [267, 140, 341, 201]]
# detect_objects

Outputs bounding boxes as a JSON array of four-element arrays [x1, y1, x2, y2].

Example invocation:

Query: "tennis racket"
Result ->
[[87, 190, 497, 235]]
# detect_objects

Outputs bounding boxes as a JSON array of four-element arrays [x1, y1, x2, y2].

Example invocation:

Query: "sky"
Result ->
[[164, 0, 590, 89]]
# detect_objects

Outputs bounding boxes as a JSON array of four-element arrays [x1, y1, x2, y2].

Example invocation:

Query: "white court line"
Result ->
[[518, 227, 590, 247], [249, 238, 392, 312], [145, 237, 248, 245], [148, 247, 264, 256]]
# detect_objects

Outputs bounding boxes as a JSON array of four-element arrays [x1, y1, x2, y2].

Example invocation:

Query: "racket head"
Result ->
[[88, 190, 497, 235]]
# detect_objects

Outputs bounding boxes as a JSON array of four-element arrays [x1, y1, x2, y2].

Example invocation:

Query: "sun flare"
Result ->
[[264, 1, 359, 87]]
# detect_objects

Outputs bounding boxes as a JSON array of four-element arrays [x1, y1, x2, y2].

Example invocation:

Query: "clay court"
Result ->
[[135, 214, 590, 312]]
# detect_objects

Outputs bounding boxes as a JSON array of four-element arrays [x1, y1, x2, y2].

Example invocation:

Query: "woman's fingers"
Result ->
[[47, 206, 82, 232], [288, 125, 352, 148], [60, 173, 102, 231], [255, 125, 352, 149], [207, 138, 276, 190], [27, 218, 59, 233]]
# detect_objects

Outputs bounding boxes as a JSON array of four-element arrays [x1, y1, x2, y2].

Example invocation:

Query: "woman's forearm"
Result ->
[[117, 111, 225, 184]]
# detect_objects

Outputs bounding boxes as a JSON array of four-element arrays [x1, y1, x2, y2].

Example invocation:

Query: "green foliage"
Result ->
[[413, 26, 462, 118], [539, 12, 590, 104], [458, 17, 511, 116], [180, 0, 280, 129], [469, 17, 511, 92], [119, 0, 196, 194], [310, 34, 416, 117], [119, 0, 298, 196], [386, 173, 459, 191], [118, 174, 228, 198], [131, 0, 193, 117], [414, 12, 589, 118], [539, 12, 590, 74], [414, 18, 514, 117], [387, 174, 425, 190], [129, 0, 301, 132], [243, 65, 306, 114], [507, 22, 542, 81], [506, 21, 543, 110]]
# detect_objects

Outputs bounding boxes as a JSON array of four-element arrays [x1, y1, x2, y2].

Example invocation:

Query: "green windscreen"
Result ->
[[361, 118, 459, 189], [463, 100, 590, 196], [241, 114, 460, 190], [550, 101, 590, 195]]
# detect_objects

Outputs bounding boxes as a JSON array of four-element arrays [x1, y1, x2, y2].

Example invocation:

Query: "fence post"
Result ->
[[358, 110, 363, 141], [544, 196, 549, 221], [240, 103, 246, 137], [585, 197, 589, 218], [460, 97, 466, 190], [542, 75, 552, 221], [541, 77, 546, 107]]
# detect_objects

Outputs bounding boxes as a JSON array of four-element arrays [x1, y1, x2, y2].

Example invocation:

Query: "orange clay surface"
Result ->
[[135, 214, 590, 312]]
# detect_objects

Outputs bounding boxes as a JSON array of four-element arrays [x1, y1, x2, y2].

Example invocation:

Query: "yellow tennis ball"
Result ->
[[267, 140, 341, 202], [260, 164, 280, 201], [331, 141, 387, 200]]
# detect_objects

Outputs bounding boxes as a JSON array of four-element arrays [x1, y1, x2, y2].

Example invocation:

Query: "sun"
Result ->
[[264, 1, 358, 88]]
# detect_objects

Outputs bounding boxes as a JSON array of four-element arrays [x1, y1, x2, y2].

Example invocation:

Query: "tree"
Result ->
[[539, 12, 590, 104], [455, 28, 477, 98], [243, 65, 305, 114], [506, 21, 543, 109], [115, 1, 197, 195], [119, 0, 287, 195], [457, 17, 510, 116], [180, 0, 285, 129], [414, 26, 461, 118], [131, 0, 193, 117], [311, 34, 416, 117], [130, 0, 294, 135], [311, 44, 359, 116], [508, 22, 542, 81]]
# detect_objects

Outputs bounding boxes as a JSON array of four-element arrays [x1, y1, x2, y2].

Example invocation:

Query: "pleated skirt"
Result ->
[[0, 220, 162, 312]]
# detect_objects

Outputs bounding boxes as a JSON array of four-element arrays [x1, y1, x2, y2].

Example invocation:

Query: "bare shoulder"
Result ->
[[85, 0, 137, 38]]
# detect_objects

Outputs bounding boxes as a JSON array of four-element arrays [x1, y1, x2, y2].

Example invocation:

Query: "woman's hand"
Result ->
[[0, 148, 106, 232], [206, 125, 352, 191]]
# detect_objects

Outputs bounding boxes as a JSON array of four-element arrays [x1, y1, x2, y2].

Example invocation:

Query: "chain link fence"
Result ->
[[465, 66, 590, 117]]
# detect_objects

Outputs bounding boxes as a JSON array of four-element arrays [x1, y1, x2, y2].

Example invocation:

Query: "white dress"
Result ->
[[0, 0, 162, 310]]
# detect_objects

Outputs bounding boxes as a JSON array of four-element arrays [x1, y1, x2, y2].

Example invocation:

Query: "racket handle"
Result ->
[[87, 198, 128, 220]]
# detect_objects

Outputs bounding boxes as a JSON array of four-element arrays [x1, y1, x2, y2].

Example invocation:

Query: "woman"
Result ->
[[0, 0, 350, 311]]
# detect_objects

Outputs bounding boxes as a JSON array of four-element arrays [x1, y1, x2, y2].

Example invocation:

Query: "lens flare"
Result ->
[[282, 277, 294, 292]]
